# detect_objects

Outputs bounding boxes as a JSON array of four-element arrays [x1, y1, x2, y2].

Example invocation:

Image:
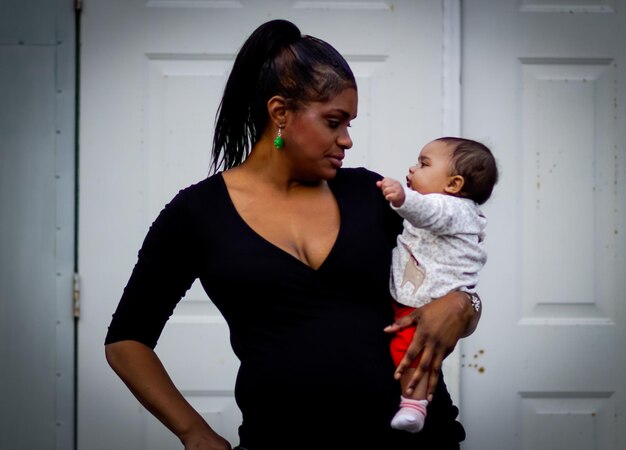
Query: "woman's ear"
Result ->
[[444, 175, 465, 195], [267, 95, 287, 126]]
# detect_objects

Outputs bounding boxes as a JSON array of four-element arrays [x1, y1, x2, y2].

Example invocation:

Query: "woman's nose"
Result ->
[[338, 129, 353, 150]]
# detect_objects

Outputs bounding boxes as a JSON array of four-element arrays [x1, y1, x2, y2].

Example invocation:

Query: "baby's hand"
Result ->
[[376, 177, 405, 208]]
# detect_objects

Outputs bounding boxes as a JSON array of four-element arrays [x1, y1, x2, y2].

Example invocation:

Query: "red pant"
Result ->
[[389, 303, 420, 368]]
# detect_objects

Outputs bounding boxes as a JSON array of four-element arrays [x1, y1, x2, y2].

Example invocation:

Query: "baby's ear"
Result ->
[[445, 175, 465, 195]]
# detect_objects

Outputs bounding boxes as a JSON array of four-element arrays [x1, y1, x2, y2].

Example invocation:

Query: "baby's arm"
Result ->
[[396, 191, 478, 235], [376, 177, 405, 208]]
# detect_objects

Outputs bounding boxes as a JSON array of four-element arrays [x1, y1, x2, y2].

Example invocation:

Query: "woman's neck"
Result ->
[[232, 142, 324, 192]]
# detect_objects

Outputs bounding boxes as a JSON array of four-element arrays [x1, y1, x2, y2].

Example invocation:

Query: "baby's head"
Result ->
[[409, 137, 498, 205]]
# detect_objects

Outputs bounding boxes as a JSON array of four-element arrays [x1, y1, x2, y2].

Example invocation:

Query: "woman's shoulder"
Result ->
[[154, 173, 227, 223], [181, 172, 223, 194], [171, 173, 225, 203], [333, 167, 383, 187], [332, 167, 389, 211]]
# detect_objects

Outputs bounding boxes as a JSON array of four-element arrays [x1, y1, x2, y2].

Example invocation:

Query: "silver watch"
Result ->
[[465, 292, 481, 313]]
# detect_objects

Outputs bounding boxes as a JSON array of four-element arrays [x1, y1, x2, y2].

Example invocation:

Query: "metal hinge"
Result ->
[[75, 0, 82, 12], [73, 273, 81, 319]]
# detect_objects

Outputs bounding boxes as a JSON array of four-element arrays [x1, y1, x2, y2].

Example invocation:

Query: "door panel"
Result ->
[[79, 2, 446, 448], [460, 2, 625, 449], [0, 0, 76, 448], [0, 44, 58, 450]]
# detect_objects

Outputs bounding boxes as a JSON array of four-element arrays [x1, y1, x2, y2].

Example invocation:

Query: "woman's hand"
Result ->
[[384, 291, 480, 400]]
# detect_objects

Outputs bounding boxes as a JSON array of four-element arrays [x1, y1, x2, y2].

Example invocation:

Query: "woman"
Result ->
[[105, 19, 479, 450]]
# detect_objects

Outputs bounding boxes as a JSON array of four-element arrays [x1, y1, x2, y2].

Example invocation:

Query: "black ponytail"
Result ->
[[211, 20, 301, 173]]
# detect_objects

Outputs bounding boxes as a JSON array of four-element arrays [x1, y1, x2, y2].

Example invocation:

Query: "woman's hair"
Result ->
[[211, 19, 357, 173], [436, 137, 499, 205]]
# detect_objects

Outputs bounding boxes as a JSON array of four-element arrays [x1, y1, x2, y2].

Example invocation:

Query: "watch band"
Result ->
[[465, 292, 481, 313]]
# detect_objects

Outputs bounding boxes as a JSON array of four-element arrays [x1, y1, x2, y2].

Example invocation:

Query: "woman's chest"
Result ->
[[225, 180, 341, 269], [235, 191, 340, 271]]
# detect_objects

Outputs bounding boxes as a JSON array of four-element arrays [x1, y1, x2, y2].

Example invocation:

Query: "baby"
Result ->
[[377, 136, 498, 433]]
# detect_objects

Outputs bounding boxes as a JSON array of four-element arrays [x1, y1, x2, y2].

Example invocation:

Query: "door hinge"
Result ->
[[73, 272, 81, 319], [75, 0, 82, 12]]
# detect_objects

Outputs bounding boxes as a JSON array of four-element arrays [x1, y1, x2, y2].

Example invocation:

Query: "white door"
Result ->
[[460, 1, 626, 449], [78, 1, 449, 448]]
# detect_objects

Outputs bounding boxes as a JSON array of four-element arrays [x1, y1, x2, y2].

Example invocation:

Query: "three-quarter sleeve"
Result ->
[[104, 189, 199, 349]]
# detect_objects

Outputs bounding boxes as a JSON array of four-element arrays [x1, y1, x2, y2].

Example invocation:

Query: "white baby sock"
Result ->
[[390, 396, 429, 433]]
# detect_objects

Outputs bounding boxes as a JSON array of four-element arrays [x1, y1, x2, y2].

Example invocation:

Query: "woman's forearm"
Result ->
[[384, 289, 482, 398], [104, 340, 219, 446]]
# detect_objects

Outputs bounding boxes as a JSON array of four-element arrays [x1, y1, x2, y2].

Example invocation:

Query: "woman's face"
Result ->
[[283, 87, 357, 181]]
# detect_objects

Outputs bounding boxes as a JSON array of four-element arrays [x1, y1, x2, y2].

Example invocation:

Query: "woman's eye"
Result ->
[[328, 120, 340, 129]]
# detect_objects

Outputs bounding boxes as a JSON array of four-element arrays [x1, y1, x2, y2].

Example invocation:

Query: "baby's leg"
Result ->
[[390, 367, 429, 433], [389, 305, 429, 433]]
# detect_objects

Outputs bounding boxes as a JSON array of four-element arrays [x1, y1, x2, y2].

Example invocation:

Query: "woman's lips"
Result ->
[[328, 154, 344, 168]]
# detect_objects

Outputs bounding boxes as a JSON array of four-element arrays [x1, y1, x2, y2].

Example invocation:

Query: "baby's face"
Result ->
[[406, 140, 455, 195]]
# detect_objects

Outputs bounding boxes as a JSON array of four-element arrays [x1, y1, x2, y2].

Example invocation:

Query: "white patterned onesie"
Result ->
[[390, 187, 487, 308]]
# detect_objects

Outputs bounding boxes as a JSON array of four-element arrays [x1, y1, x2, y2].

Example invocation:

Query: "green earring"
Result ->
[[274, 126, 285, 149]]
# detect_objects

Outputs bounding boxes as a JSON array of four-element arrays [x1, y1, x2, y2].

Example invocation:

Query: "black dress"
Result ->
[[105, 167, 465, 450]]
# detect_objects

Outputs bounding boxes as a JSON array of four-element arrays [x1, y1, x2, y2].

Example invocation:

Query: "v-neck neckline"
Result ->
[[217, 172, 343, 273]]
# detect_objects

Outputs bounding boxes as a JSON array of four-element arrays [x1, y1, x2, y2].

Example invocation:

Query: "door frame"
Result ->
[[442, 0, 463, 406]]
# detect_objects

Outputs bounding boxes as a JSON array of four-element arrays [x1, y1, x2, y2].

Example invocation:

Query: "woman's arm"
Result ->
[[384, 291, 481, 400], [105, 340, 231, 450]]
